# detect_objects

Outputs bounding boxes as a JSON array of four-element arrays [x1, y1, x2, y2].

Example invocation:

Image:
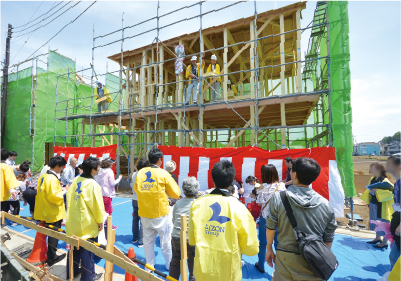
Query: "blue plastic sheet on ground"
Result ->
[[7, 197, 393, 280]]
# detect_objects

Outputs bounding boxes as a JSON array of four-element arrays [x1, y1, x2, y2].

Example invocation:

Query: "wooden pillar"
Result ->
[[210, 130, 214, 148], [185, 117, 190, 146], [249, 21, 255, 98], [250, 106, 255, 145], [180, 215, 188, 281], [129, 118, 136, 174], [105, 216, 114, 281], [296, 7, 302, 93], [140, 51, 146, 107], [164, 69, 169, 104], [223, 28, 228, 101], [68, 246, 74, 281], [279, 13, 286, 148], [132, 63, 137, 107], [177, 40, 184, 146], [203, 125, 207, 148], [215, 131, 218, 148], [81, 123, 85, 146], [168, 123, 172, 145], [125, 63, 130, 109], [91, 125, 96, 147], [158, 46, 164, 106], [147, 49, 154, 106]]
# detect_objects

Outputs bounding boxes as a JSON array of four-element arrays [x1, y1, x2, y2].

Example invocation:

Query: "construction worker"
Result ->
[[188, 160, 259, 281], [1, 148, 18, 212], [95, 81, 111, 113], [34, 155, 69, 267], [185, 52, 205, 105], [66, 156, 105, 281], [206, 54, 221, 102], [134, 148, 181, 271]]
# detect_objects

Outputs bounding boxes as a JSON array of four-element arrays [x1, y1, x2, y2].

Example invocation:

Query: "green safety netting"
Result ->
[[328, 1, 355, 197], [3, 67, 33, 164]]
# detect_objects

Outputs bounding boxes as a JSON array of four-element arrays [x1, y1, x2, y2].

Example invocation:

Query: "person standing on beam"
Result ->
[[206, 54, 221, 102], [185, 52, 205, 105], [95, 81, 111, 113]]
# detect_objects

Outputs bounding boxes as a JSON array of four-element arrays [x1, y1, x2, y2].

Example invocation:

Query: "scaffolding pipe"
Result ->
[[53, 72, 59, 148], [253, 0, 259, 147], [88, 23, 95, 148], [64, 67, 70, 147]]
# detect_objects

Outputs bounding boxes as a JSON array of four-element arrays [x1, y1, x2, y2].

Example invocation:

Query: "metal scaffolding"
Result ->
[[51, 0, 333, 178]]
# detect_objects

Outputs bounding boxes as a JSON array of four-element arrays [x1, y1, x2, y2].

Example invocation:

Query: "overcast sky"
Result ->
[[1, 1, 400, 143]]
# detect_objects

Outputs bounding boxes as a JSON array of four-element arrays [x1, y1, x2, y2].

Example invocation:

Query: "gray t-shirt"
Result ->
[[171, 197, 195, 238], [98, 87, 104, 97]]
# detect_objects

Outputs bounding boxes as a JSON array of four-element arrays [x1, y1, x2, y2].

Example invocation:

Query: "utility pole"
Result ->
[[1, 24, 12, 145]]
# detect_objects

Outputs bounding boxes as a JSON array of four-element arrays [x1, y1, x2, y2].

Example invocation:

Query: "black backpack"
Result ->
[[280, 191, 339, 280]]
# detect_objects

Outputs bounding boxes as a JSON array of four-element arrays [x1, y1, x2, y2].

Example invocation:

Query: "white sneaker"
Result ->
[[11, 222, 17, 227], [241, 260, 245, 267]]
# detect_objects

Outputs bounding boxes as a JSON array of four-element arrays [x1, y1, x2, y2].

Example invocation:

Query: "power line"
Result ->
[[13, 1, 75, 37], [25, 1, 97, 61], [12, 1, 44, 30], [10, 1, 59, 65], [12, 1, 63, 29]]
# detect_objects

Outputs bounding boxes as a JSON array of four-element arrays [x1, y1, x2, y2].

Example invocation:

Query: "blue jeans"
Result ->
[[132, 200, 143, 244], [185, 80, 199, 103], [390, 244, 400, 268], [258, 216, 278, 271]]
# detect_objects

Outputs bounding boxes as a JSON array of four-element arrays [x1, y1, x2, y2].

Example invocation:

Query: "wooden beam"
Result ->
[[202, 16, 274, 94], [172, 113, 199, 144], [189, 37, 198, 49], [280, 13, 286, 148], [296, 7, 302, 93], [105, 125, 129, 158], [223, 28, 228, 100], [225, 105, 267, 147], [105, 216, 114, 281], [180, 215, 188, 281]]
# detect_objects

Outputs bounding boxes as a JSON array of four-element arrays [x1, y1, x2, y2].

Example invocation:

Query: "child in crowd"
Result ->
[[6, 151, 17, 166], [247, 188, 262, 221]]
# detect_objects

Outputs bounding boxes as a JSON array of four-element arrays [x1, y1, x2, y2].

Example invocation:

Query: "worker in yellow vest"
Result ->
[[134, 148, 181, 270], [206, 54, 221, 102], [95, 81, 111, 113], [188, 160, 259, 281], [34, 155, 69, 267], [185, 53, 205, 105], [1, 148, 18, 211], [66, 157, 105, 281]]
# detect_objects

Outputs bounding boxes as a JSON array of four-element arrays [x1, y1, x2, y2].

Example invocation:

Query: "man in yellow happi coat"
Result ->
[[1, 149, 18, 210], [34, 155, 68, 267], [188, 160, 259, 281]]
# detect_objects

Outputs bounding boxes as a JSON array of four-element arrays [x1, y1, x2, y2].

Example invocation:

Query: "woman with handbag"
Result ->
[[255, 164, 286, 274]]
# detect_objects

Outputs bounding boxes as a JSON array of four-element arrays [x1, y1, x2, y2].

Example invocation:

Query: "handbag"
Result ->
[[280, 191, 339, 280]]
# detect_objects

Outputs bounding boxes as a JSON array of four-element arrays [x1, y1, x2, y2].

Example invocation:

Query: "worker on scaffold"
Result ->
[[185, 52, 205, 105], [206, 54, 221, 102], [95, 81, 111, 113]]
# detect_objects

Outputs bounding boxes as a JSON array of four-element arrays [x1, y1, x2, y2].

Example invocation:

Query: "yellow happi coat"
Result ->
[[66, 175, 105, 239], [188, 191, 259, 281], [34, 171, 66, 223]]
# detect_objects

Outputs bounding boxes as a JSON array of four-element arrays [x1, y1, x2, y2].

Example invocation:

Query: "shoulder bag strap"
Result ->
[[261, 184, 281, 212], [279, 191, 298, 229]]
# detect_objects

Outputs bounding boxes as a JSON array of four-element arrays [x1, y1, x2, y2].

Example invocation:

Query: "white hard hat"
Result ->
[[191, 56, 197, 61], [211, 55, 217, 60]]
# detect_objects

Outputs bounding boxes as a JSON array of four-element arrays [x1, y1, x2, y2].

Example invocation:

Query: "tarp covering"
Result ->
[[328, 1, 355, 197]]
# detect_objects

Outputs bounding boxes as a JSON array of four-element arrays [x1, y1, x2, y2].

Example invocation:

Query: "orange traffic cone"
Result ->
[[27, 222, 48, 267], [125, 247, 139, 281]]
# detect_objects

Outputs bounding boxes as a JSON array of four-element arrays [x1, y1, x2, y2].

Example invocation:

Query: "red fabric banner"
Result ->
[[159, 146, 337, 201], [53, 144, 117, 172]]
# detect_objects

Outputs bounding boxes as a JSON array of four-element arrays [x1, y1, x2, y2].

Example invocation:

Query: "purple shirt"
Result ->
[[96, 168, 121, 198], [394, 178, 400, 205]]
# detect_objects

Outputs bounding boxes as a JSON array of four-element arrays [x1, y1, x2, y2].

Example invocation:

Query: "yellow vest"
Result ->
[[1, 163, 19, 201], [34, 172, 66, 223], [95, 86, 111, 103], [185, 62, 205, 80], [188, 193, 259, 281], [206, 64, 222, 82], [389, 257, 400, 281], [66, 176, 105, 239], [360, 177, 394, 222], [134, 166, 180, 219]]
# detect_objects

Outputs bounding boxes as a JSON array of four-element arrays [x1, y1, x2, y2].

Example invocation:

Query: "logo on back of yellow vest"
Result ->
[[141, 171, 155, 191], [205, 202, 230, 237]]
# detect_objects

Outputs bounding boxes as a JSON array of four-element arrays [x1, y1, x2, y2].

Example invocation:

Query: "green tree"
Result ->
[[381, 131, 400, 144]]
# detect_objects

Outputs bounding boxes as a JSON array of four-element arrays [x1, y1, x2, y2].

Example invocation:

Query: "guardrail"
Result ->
[[1, 211, 187, 281]]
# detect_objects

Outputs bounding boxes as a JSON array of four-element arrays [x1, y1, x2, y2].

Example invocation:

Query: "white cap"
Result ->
[[165, 160, 176, 173], [211, 55, 217, 60], [191, 56, 197, 61]]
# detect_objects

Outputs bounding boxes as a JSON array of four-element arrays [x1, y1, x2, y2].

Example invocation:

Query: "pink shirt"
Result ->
[[96, 168, 121, 198]]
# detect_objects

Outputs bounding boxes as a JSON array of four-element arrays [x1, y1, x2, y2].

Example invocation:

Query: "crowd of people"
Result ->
[[1, 146, 400, 281]]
